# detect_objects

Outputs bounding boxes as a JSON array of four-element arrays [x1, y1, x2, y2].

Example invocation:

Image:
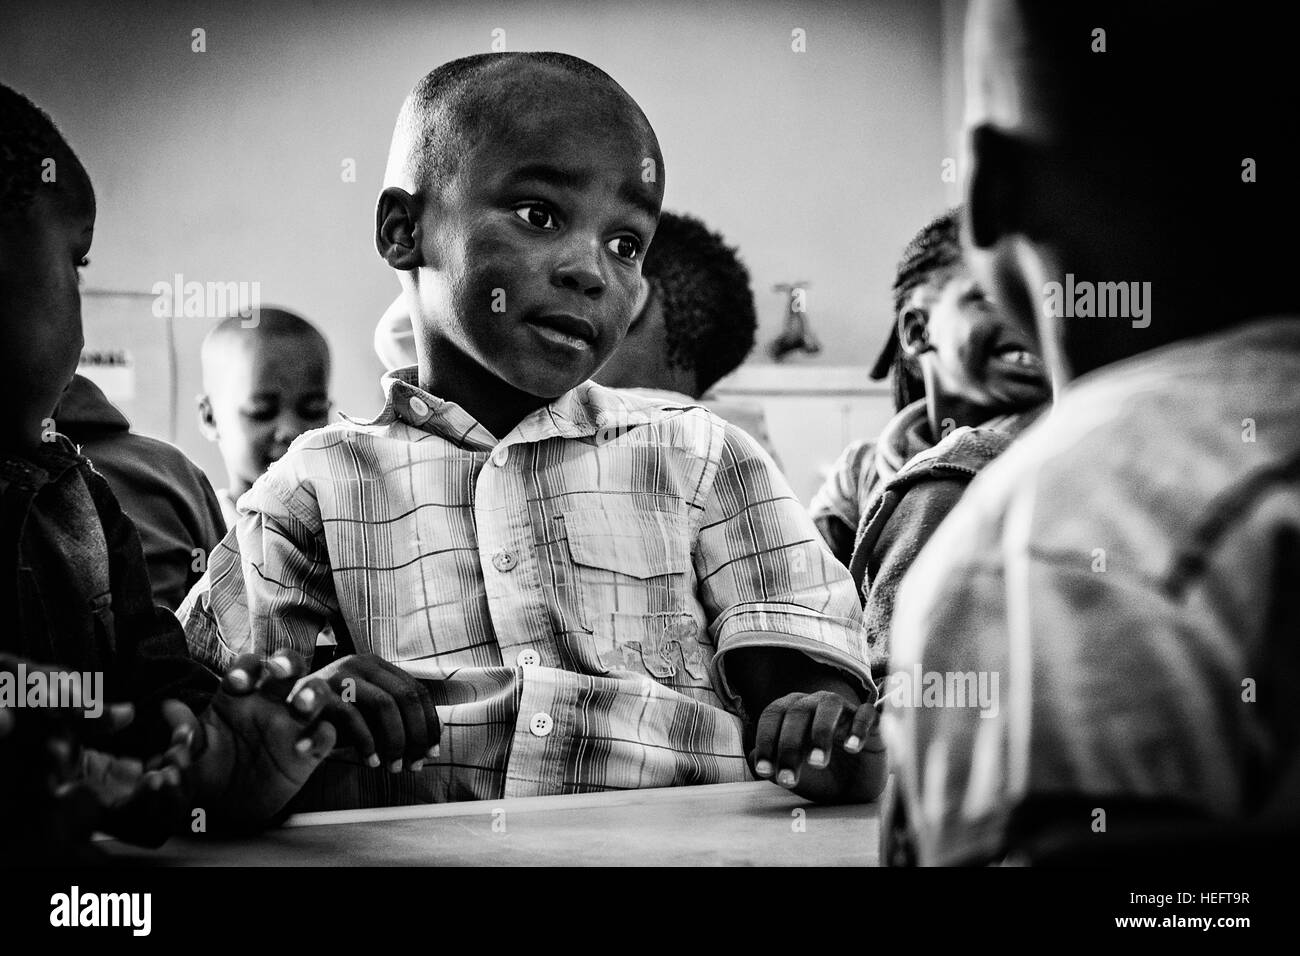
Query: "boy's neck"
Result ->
[[925, 392, 997, 442], [417, 341, 552, 441]]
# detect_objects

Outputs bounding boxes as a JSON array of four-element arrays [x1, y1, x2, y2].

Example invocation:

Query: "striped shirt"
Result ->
[[179, 368, 873, 805]]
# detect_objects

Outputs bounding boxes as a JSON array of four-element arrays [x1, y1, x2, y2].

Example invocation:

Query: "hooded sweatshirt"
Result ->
[[54, 375, 225, 611]]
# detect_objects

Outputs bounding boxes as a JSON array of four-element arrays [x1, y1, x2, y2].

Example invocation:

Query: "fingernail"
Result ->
[[427, 744, 440, 759], [389, 759, 403, 773], [755, 759, 773, 777], [269, 654, 295, 677], [809, 747, 827, 768], [172, 725, 195, 748], [47, 738, 73, 763], [844, 735, 862, 753], [294, 687, 317, 711], [367, 753, 381, 768], [295, 738, 314, 755], [409, 759, 425, 772], [227, 669, 251, 691], [777, 769, 797, 788]]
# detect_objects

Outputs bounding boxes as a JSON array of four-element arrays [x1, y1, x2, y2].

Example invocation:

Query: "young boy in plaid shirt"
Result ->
[[180, 52, 883, 807]]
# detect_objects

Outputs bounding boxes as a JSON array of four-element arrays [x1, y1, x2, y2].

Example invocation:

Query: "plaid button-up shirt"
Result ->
[[179, 369, 873, 803]]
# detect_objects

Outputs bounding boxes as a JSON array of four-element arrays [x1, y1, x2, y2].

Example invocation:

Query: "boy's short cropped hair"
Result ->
[[647, 212, 757, 393], [200, 306, 329, 386], [0, 84, 85, 220], [385, 51, 661, 199]]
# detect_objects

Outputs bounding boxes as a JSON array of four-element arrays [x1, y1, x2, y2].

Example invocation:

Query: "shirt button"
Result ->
[[492, 549, 518, 572], [490, 446, 509, 467], [529, 712, 553, 737], [408, 396, 430, 419], [516, 648, 540, 667]]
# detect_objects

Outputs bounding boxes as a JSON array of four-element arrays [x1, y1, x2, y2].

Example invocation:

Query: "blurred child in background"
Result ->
[[197, 308, 332, 529]]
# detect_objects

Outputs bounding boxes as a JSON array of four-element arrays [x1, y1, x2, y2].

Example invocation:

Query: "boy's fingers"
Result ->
[[160, 699, 203, 755], [311, 685, 379, 766], [223, 654, 266, 695], [775, 702, 814, 787], [844, 703, 879, 753], [294, 719, 338, 761], [751, 698, 791, 777], [364, 667, 438, 766], [261, 649, 308, 698], [81, 701, 135, 740], [350, 680, 406, 770], [808, 696, 851, 769], [289, 677, 331, 722]]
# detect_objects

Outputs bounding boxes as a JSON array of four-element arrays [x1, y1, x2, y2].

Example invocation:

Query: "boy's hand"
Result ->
[[76, 735, 195, 847], [750, 691, 885, 804], [182, 650, 338, 832], [304, 653, 440, 773], [0, 655, 163, 855]]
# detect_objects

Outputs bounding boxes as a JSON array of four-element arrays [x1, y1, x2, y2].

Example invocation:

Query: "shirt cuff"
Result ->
[[709, 604, 879, 717]]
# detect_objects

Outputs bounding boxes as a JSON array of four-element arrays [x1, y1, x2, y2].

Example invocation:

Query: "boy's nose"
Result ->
[[552, 250, 605, 299], [273, 417, 303, 445]]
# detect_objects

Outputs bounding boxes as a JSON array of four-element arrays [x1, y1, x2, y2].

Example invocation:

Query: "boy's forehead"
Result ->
[[466, 113, 660, 209], [207, 329, 328, 387], [907, 264, 969, 308], [452, 67, 661, 201]]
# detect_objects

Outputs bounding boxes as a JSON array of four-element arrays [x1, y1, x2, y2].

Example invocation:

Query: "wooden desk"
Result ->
[[101, 782, 881, 866]]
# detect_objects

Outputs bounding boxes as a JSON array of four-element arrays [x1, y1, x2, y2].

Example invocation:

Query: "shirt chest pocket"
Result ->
[[563, 506, 691, 583], [559, 507, 713, 691]]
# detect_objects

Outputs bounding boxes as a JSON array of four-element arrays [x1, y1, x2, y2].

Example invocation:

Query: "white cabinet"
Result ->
[[711, 365, 895, 506]]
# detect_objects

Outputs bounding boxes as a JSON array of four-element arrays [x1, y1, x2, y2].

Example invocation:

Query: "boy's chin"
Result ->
[[504, 363, 596, 401]]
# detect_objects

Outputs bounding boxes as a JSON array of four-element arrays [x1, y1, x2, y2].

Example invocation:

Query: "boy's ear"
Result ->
[[966, 124, 1023, 251], [375, 187, 424, 271], [196, 393, 219, 441], [898, 305, 931, 359]]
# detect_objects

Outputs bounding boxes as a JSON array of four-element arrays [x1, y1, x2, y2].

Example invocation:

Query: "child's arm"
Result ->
[[2, 651, 339, 845], [178, 470, 440, 774], [728, 647, 884, 804], [695, 422, 884, 803]]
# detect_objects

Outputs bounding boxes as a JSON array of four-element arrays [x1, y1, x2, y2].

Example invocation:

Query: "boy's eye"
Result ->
[[514, 204, 558, 230], [241, 405, 277, 422], [606, 237, 640, 261]]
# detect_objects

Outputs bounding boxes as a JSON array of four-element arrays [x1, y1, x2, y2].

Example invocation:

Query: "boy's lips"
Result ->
[[991, 343, 1043, 371], [985, 329, 1045, 377], [525, 313, 597, 350]]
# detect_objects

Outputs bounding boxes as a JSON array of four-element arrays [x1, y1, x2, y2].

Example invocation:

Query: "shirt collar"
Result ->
[[343, 366, 676, 452]]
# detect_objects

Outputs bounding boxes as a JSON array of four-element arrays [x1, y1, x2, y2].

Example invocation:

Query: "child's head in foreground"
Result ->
[[593, 211, 757, 399], [964, 0, 1296, 384], [0, 83, 94, 453], [377, 52, 664, 410], [872, 208, 1049, 418], [198, 309, 331, 497]]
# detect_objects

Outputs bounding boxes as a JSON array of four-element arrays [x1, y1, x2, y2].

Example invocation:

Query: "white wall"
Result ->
[[3, 0, 950, 494]]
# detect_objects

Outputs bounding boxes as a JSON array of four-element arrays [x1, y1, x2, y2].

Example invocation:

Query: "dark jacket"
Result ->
[[54, 375, 225, 611], [848, 427, 1015, 681], [0, 436, 218, 757]]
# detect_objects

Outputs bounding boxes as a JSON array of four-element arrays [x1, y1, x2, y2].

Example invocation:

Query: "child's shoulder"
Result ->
[[575, 381, 726, 439]]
